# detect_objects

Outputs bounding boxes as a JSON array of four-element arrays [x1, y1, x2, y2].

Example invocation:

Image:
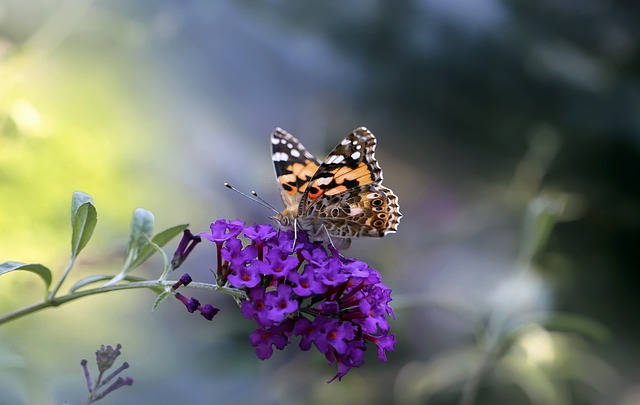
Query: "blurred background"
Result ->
[[1, 0, 639, 404]]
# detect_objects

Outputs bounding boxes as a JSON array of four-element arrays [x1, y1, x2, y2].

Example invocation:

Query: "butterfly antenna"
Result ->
[[250, 190, 280, 213], [224, 183, 279, 214]]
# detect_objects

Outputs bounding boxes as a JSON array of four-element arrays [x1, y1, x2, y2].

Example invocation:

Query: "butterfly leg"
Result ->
[[319, 224, 334, 246], [317, 224, 351, 250], [292, 218, 298, 250]]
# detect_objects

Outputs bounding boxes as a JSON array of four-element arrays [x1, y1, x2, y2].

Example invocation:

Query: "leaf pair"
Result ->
[[1, 191, 187, 299]]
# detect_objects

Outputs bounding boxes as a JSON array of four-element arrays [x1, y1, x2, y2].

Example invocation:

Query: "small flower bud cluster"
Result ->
[[81, 344, 133, 403], [171, 273, 220, 321]]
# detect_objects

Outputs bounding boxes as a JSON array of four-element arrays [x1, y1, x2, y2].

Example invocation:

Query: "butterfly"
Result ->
[[271, 127, 401, 249]]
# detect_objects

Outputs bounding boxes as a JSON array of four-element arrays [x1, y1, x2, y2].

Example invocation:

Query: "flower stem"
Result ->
[[0, 279, 246, 326], [47, 255, 76, 301]]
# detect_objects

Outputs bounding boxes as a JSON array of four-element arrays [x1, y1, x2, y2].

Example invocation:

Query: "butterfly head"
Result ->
[[271, 208, 295, 231]]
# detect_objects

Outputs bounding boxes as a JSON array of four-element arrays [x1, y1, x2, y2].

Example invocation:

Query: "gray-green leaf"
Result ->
[[70, 192, 97, 258], [126, 209, 155, 258], [151, 291, 172, 312], [0, 262, 52, 290], [128, 224, 189, 271]]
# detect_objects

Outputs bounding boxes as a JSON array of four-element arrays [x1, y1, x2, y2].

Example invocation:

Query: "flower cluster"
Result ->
[[81, 344, 133, 403], [198, 219, 396, 382]]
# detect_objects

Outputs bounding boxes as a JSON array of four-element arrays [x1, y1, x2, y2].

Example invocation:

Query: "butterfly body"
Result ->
[[271, 127, 401, 249]]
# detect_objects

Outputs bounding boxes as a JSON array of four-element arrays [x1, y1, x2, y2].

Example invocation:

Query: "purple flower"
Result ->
[[269, 229, 311, 256], [317, 300, 339, 316], [174, 290, 220, 320], [368, 333, 396, 362], [315, 258, 349, 287], [248, 319, 293, 360], [199, 304, 220, 321], [171, 229, 201, 269], [257, 248, 299, 278], [328, 340, 366, 382], [241, 288, 272, 327], [301, 245, 329, 265], [264, 284, 298, 323], [293, 317, 315, 351], [227, 259, 262, 288], [341, 258, 371, 278], [197, 221, 396, 382], [172, 273, 193, 290], [311, 316, 357, 355], [175, 293, 200, 313], [243, 223, 277, 243], [288, 266, 327, 297], [200, 219, 244, 243], [94, 376, 134, 401], [222, 239, 258, 269]]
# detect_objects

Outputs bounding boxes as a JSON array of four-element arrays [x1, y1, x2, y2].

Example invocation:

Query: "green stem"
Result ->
[[0, 279, 246, 326], [48, 255, 76, 301]]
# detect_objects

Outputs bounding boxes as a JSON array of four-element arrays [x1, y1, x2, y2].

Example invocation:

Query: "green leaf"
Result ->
[[151, 291, 172, 312], [70, 191, 97, 258], [126, 208, 155, 258], [128, 224, 189, 271], [0, 261, 52, 289], [69, 275, 112, 291]]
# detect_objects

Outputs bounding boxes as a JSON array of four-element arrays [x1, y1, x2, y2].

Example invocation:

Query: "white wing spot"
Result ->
[[351, 151, 361, 160], [290, 149, 301, 158], [273, 152, 289, 162], [341, 138, 351, 146], [326, 154, 345, 164], [314, 177, 332, 186], [355, 144, 362, 150], [271, 136, 280, 145], [287, 143, 293, 149], [352, 140, 358, 145], [280, 139, 287, 144]]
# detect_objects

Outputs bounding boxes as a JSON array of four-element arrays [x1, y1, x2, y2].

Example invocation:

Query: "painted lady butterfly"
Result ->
[[271, 127, 401, 249]]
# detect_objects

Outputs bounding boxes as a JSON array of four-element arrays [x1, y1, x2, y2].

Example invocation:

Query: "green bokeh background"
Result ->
[[1, 1, 639, 404]]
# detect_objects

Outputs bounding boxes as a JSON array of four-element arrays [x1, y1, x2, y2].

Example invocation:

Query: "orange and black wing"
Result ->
[[271, 127, 321, 210]]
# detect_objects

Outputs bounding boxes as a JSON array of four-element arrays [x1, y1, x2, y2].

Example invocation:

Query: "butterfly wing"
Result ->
[[306, 184, 401, 240], [300, 127, 401, 238], [271, 128, 321, 210]]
